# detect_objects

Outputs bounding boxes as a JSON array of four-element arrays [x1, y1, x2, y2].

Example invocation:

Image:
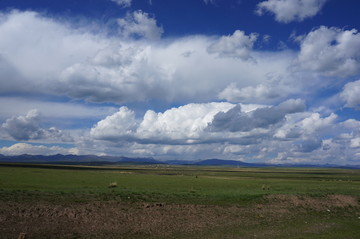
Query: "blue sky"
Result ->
[[0, 0, 360, 165]]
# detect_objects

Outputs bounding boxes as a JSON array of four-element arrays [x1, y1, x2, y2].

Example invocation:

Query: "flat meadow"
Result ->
[[0, 163, 360, 238]]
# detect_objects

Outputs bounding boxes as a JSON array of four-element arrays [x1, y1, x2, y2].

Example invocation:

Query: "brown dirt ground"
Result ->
[[0, 194, 359, 239]]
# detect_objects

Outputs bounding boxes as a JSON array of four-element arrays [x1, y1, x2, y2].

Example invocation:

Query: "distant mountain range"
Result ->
[[0, 154, 359, 169], [0, 154, 160, 165]]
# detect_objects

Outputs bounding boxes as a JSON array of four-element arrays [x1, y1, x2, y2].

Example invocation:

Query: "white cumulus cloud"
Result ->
[[0, 10, 108, 94], [117, 10, 164, 40], [274, 112, 337, 140], [296, 26, 360, 77], [91, 99, 306, 146], [83, 101, 360, 163], [1, 110, 71, 142], [0, 10, 302, 105], [256, 0, 328, 23], [340, 80, 360, 109], [207, 30, 258, 60], [90, 107, 137, 141], [91, 102, 235, 144]]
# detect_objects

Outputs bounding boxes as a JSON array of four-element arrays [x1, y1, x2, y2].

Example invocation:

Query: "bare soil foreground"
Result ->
[[1, 194, 359, 239]]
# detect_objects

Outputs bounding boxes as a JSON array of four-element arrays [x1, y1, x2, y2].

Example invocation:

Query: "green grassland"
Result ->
[[1, 164, 359, 204], [0, 164, 360, 238]]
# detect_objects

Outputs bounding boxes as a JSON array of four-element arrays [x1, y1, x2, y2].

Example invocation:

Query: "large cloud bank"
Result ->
[[1, 11, 359, 106], [0, 10, 360, 165], [0, 11, 295, 104], [88, 99, 360, 163]]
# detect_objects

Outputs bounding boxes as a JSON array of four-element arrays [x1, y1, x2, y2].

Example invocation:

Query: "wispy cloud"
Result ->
[[111, 0, 132, 8], [0, 143, 79, 156]]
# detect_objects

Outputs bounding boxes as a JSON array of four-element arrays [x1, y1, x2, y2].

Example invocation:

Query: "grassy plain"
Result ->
[[0, 163, 360, 238]]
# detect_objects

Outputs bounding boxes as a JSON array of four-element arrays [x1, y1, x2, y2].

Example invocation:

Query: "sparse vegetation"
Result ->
[[108, 181, 117, 188]]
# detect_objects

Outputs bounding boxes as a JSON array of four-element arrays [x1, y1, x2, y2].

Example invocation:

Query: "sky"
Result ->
[[0, 0, 360, 165]]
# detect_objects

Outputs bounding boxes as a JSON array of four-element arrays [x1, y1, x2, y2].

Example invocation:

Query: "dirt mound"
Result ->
[[0, 201, 243, 238], [1, 195, 359, 238], [265, 194, 359, 210]]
